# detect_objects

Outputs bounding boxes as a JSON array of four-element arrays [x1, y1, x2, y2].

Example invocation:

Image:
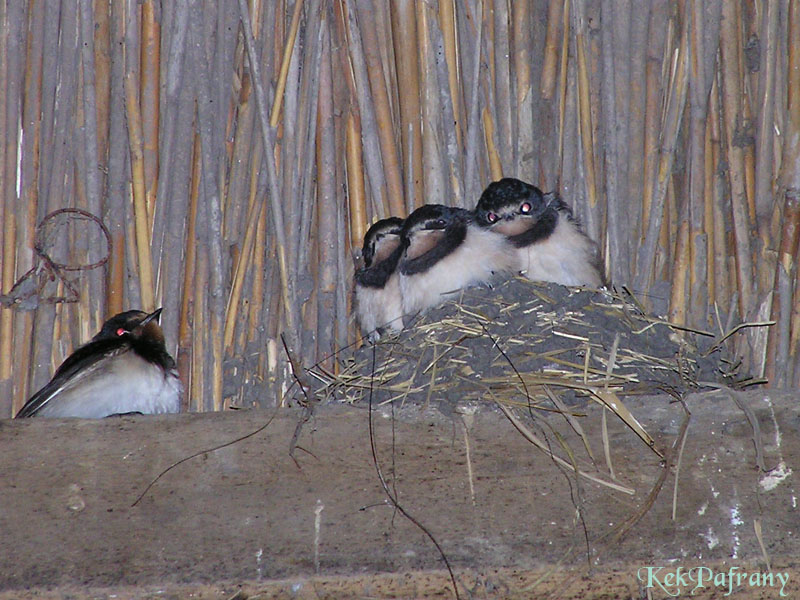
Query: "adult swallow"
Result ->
[[474, 178, 604, 287], [16, 308, 183, 418], [354, 217, 405, 341], [398, 204, 516, 317]]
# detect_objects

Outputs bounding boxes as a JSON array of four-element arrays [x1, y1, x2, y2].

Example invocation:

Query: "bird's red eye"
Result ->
[[116, 327, 126, 336], [487, 212, 498, 223], [521, 202, 532, 214]]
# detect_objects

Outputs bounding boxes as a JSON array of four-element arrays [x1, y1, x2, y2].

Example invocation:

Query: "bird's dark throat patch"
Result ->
[[400, 222, 467, 276]]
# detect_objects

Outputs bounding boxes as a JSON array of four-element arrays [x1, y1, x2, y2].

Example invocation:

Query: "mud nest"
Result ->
[[313, 278, 743, 416]]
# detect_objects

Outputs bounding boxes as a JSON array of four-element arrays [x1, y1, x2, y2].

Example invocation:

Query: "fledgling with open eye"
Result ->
[[474, 178, 605, 287], [398, 204, 516, 319], [16, 308, 183, 418], [354, 217, 405, 341]]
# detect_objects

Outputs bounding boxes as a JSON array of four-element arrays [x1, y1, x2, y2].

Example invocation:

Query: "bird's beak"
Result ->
[[139, 307, 163, 328]]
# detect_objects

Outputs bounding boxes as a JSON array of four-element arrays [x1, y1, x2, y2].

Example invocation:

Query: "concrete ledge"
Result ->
[[0, 390, 797, 598]]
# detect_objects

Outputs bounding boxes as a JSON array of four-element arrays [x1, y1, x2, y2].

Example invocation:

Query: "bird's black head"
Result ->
[[362, 216, 404, 268], [356, 217, 405, 288], [474, 178, 548, 228], [399, 204, 470, 275], [92, 308, 166, 346], [473, 178, 565, 247]]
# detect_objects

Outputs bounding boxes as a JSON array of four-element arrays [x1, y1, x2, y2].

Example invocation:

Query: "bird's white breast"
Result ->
[[516, 216, 602, 286], [355, 273, 404, 339], [400, 225, 515, 316], [35, 352, 183, 418]]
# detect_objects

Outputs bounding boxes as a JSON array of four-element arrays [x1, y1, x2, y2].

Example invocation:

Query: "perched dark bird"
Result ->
[[16, 308, 183, 418], [398, 204, 516, 317], [474, 178, 604, 287], [354, 216, 405, 341]]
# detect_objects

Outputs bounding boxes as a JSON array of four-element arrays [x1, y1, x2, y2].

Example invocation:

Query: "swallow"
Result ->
[[474, 178, 604, 287], [16, 308, 183, 418], [398, 204, 516, 317], [354, 217, 405, 341]]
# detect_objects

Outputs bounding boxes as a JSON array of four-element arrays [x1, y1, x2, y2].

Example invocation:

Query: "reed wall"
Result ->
[[1, 0, 798, 415]]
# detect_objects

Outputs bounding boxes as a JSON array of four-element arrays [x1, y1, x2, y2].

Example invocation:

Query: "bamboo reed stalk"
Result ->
[[784, 0, 800, 386], [346, 110, 367, 251], [223, 69, 255, 242], [540, 0, 562, 102], [638, 1, 669, 245], [439, 0, 462, 149], [482, 107, 503, 181], [279, 13, 302, 281], [292, 1, 324, 285], [343, 1, 391, 218], [781, 0, 799, 195], [417, 1, 447, 206], [600, 0, 623, 283], [430, 13, 463, 205], [73, 143, 91, 344], [686, 1, 721, 327], [316, 15, 337, 370], [636, 11, 688, 294], [334, 174, 350, 360], [238, 0, 298, 347], [512, 0, 532, 176], [105, 0, 129, 316], [140, 0, 160, 225], [765, 191, 800, 386], [79, 0, 104, 332], [0, 0, 18, 415], [719, 0, 755, 319], [331, 3, 351, 357], [462, 1, 483, 203], [740, 33, 757, 231], [625, 5, 648, 262], [371, 1, 397, 104], [584, 0, 603, 238], [94, 0, 111, 165], [30, 1, 78, 396], [703, 102, 716, 315], [390, 0, 423, 213], [248, 183, 268, 346], [38, 1, 73, 211], [709, 76, 731, 312], [193, 250, 208, 412], [555, 0, 569, 184], [355, 0, 404, 217], [668, 218, 689, 327], [573, 1, 598, 223], [610, 0, 631, 217], [189, 3, 226, 412], [753, 0, 778, 222], [224, 158, 264, 352], [13, 0, 46, 412], [124, 74, 156, 312], [270, 0, 303, 127], [753, 1, 780, 303], [178, 132, 202, 411], [150, 2, 189, 285], [655, 175, 676, 283], [491, 0, 512, 171], [158, 49, 195, 354]]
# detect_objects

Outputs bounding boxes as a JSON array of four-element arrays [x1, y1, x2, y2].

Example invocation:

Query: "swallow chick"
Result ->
[[16, 308, 183, 418], [354, 217, 405, 341], [398, 204, 516, 318], [474, 178, 604, 287]]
